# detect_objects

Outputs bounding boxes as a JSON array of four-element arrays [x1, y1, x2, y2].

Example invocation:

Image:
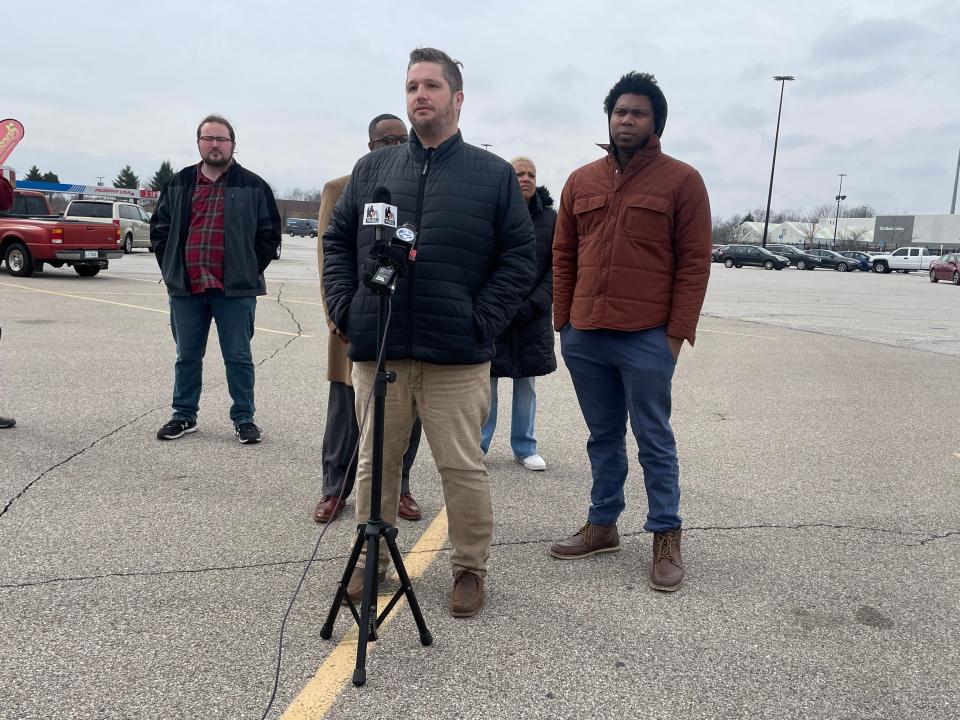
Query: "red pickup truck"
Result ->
[[0, 189, 122, 277]]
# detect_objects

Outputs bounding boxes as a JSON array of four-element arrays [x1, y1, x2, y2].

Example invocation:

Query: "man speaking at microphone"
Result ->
[[323, 47, 536, 618]]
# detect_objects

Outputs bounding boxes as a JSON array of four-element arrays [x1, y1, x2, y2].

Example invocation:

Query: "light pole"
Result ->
[[951, 145, 959, 214], [481, 143, 492, 152], [832, 173, 847, 247], [761, 75, 794, 248]]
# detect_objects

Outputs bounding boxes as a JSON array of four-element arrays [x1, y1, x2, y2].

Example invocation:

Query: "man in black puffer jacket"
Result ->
[[323, 47, 536, 618], [481, 158, 557, 471]]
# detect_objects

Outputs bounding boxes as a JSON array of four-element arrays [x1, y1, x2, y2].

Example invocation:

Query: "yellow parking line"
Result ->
[[280, 508, 449, 720], [0, 282, 308, 337]]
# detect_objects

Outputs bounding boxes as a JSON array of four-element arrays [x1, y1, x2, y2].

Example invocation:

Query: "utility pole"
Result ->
[[481, 144, 492, 152]]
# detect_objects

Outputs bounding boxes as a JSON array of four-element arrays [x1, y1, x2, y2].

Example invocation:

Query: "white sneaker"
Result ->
[[516, 454, 546, 471]]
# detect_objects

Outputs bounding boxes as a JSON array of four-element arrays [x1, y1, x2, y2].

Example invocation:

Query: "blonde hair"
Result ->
[[510, 156, 536, 173]]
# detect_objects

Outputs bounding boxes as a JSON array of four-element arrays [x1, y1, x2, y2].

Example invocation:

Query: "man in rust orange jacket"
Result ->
[[549, 72, 712, 592]]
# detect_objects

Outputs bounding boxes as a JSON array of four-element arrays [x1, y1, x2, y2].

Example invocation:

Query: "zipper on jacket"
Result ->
[[409, 147, 434, 357]]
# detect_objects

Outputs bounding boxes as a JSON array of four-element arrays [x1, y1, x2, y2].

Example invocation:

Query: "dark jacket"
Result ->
[[150, 162, 281, 297], [491, 186, 557, 378], [553, 135, 712, 344], [323, 130, 537, 365]]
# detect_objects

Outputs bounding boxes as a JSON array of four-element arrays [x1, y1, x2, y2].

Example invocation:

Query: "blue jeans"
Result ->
[[169, 292, 257, 424], [480, 376, 537, 459], [560, 324, 680, 532]]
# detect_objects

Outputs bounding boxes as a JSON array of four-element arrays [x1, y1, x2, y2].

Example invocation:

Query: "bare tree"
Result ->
[[843, 204, 875, 218]]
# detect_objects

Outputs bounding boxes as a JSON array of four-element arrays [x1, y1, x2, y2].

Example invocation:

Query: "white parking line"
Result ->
[[0, 282, 309, 338]]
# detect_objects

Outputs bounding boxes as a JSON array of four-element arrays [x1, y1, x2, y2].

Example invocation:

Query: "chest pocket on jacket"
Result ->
[[622, 195, 671, 241], [573, 194, 607, 240]]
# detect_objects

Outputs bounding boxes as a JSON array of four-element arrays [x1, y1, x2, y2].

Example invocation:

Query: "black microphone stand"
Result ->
[[319, 280, 432, 687]]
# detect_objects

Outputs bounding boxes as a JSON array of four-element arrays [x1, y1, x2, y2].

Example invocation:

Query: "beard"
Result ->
[[409, 100, 456, 140], [202, 149, 233, 167]]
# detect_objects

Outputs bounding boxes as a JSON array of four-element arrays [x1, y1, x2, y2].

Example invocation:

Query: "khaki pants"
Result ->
[[352, 359, 492, 578]]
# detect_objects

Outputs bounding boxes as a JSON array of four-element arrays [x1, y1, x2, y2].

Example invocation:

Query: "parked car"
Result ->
[[63, 199, 151, 254], [712, 244, 728, 263], [717, 244, 789, 270], [765, 244, 821, 270], [871, 246, 939, 274], [1, 190, 121, 277], [805, 249, 858, 272], [837, 251, 872, 272], [286, 218, 317, 237], [929, 253, 960, 284]]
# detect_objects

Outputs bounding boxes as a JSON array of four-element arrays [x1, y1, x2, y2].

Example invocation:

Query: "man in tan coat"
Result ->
[[313, 114, 422, 523]]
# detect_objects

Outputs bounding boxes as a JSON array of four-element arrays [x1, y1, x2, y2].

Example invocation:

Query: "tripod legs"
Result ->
[[319, 519, 432, 687]]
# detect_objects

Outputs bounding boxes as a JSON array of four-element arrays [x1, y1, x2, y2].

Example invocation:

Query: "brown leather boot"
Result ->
[[343, 563, 387, 605], [549, 522, 620, 559], [650, 528, 684, 592], [450, 570, 484, 618]]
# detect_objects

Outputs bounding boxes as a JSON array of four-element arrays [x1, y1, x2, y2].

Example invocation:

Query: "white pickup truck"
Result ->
[[871, 247, 938, 274]]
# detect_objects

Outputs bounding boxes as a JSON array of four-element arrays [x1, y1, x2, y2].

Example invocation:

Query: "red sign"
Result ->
[[0, 119, 24, 165]]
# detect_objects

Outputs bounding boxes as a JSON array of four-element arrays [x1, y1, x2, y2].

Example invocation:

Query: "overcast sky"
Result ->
[[5, 0, 959, 218]]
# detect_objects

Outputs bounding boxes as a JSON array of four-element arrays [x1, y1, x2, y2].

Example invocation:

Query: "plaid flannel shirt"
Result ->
[[185, 163, 227, 293]]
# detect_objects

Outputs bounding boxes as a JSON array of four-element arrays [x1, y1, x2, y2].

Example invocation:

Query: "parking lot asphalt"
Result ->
[[1, 241, 958, 719]]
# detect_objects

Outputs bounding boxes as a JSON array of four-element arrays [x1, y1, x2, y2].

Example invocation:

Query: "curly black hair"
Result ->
[[602, 72, 668, 137]]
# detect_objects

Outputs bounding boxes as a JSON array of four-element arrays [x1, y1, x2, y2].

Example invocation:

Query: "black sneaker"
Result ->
[[235, 422, 262, 444], [157, 419, 197, 440]]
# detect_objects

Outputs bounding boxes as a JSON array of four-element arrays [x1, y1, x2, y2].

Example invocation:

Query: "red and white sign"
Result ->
[[0, 119, 24, 166]]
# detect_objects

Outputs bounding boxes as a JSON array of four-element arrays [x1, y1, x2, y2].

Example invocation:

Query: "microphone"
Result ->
[[390, 222, 418, 263], [363, 222, 419, 294], [363, 186, 398, 242]]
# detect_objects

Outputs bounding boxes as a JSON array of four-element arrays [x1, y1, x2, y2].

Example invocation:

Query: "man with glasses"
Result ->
[[150, 114, 281, 444], [313, 114, 424, 524]]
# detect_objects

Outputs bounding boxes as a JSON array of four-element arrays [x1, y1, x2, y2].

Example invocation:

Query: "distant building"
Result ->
[[736, 213, 960, 251]]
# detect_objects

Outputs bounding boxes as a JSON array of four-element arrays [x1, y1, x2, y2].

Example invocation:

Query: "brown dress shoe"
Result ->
[[343, 564, 388, 605], [650, 528, 684, 592], [397, 493, 422, 521], [450, 570, 484, 618], [549, 522, 620, 559], [313, 495, 346, 523]]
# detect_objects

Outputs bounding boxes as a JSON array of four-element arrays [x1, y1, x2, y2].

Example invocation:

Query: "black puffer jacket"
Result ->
[[491, 187, 557, 378], [323, 131, 537, 365]]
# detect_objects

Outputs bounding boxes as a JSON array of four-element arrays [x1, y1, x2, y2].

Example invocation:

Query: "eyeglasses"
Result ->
[[372, 135, 408, 147], [199, 135, 233, 144]]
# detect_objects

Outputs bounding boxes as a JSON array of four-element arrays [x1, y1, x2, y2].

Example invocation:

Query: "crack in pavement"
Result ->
[[0, 287, 304, 522], [3, 521, 956, 589], [261, 283, 304, 365], [0, 406, 163, 520]]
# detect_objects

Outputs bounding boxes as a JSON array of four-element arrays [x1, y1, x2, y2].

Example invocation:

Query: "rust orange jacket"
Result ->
[[552, 135, 712, 345]]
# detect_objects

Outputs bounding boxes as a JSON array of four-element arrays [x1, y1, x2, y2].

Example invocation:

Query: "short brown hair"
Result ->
[[408, 47, 463, 93], [196, 114, 236, 143]]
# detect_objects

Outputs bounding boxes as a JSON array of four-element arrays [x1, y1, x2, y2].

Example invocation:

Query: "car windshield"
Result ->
[[66, 202, 111, 219]]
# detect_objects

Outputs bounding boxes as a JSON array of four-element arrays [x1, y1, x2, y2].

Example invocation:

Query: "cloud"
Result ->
[[718, 104, 768, 129], [810, 17, 930, 62]]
